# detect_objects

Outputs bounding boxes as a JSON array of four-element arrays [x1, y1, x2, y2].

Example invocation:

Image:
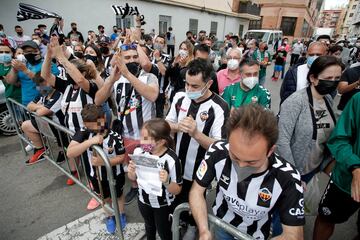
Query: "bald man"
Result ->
[[280, 42, 327, 104]]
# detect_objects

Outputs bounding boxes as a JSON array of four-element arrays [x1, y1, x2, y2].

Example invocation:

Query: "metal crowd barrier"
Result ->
[[171, 203, 255, 240], [6, 98, 124, 240]]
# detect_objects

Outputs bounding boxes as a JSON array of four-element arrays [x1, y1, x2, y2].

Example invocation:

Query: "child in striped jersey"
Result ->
[[128, 119, 182, 240], [67, 104, 126, 234]]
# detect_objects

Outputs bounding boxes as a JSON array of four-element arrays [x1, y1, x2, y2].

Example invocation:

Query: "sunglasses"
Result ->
[[119, 43, 137, 51]]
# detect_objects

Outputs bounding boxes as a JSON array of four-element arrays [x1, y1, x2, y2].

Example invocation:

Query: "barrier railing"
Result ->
[[6, 98, 124, 240], [171, 203, 255, 240]]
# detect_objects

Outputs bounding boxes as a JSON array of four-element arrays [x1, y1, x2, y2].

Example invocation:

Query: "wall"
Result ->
[[0, 0, 250, 47]]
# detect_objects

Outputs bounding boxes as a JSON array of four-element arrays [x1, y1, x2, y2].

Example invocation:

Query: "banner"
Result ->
[[17, 3, 62, 22]]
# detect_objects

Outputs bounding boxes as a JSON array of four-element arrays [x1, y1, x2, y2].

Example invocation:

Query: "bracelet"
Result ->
[[136, 25, 141, 28]]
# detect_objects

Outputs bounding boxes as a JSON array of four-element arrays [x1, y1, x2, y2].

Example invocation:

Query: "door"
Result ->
[[159, 15, 171, 34]]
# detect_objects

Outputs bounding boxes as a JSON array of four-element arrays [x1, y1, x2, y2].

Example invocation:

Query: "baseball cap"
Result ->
[[21, 40, 40, 50]]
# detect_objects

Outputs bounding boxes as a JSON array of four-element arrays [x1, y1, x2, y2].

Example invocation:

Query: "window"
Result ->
[[353, 5, 357, 9], [248, 17, 262, 30], [350, 13, 354, 17], [116, 15, 133, 29], [308, 0, 312, 8], [189, 19, 198, 35], [301, 20, 309, 37], [239, 24, 244, 38], [281, 17, 297, 36], [159, 15, 171, 34], [210, 21, 218, 36], [268, 33, 273, 44]]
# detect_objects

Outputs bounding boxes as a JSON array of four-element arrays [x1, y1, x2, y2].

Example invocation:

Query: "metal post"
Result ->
[[6, 99, 26, 155], [93, 145, 124, 240]]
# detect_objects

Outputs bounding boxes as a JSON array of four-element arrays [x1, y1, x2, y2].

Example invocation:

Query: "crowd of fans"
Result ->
[[1, 15, 360, 240]]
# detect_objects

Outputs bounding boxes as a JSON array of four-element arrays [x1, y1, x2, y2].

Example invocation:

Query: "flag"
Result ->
[[17, 3, 62, 22], [111, 3, 146, 25]]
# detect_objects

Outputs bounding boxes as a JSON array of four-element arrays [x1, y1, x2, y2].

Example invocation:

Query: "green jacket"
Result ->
[[222, 83, 271, 109], [328, 92, 360, 195]]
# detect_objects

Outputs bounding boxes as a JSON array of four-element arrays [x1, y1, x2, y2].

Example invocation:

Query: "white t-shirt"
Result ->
[[296, 64, 309, 91]]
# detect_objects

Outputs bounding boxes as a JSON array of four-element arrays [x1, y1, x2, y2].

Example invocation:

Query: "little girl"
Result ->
[[128, 118, 182, 240]]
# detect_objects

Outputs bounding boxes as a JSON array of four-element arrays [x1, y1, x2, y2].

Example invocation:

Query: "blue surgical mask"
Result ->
[[0, 53, 12, 64], [186, 83, 208, 100], [307, 55, 318, 68]]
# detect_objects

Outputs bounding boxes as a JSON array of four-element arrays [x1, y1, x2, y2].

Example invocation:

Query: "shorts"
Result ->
[[90, 173, 125, 199], [274, 65, 283, 72], [30, 117, 69, 147], [318, 180, 360, 223]]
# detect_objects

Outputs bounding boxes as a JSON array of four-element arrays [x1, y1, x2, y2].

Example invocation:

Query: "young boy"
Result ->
[[67, 104, 127, 234], [273, 45, 287, 81], [21, 73, 64, 165]]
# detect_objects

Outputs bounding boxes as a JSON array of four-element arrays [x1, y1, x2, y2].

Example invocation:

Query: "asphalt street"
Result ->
[[0, 62, 358, 240]]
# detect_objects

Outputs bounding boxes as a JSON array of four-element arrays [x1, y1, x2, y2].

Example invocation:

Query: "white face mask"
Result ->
[[33, 39, 41, 46], [179, 49, 188, 58], [242, 76, 259, 89], [16, 54, 27, 63], [227, 59, 239, 70], [71, 41, 78, 46]]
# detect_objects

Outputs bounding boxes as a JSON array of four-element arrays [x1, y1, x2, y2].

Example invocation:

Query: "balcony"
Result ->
[[236, 1, 261, 16]]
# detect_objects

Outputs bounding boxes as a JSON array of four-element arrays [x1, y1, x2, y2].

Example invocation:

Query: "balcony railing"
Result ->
[[237, 1, 261, 16]]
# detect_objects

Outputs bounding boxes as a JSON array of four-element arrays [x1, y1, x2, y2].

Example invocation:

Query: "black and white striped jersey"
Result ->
[[195, 141, 305, 240], [137, 148, 183, 208], [32, 90, 63, 124], [72, 126, 126, 180], [55, 77, 98, 132], [165, 92, 229, 181], [113, 70, 158, 139]]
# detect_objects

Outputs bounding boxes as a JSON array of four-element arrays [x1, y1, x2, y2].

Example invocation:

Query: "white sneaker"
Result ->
[[182, 225, 196, 240], [25, 144, 33, 152]]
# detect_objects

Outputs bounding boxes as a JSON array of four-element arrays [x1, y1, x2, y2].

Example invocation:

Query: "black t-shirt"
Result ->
[[275, 50, 287, 65], [338, 66, 360, 110]]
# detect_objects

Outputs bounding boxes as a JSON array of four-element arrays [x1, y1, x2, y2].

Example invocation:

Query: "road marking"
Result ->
[[37, 208, 146, 240]]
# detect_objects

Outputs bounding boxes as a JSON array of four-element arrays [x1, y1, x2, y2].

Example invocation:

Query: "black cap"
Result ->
[[21, 40, 40, 50]]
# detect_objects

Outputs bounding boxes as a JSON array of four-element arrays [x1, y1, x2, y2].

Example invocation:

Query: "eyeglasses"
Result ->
[[119, 43, 137, 51]]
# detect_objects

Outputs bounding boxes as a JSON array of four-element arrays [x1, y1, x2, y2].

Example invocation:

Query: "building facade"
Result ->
[[257, 0, 324, 40], [342, 0, 359, 36], [0, 0, 260, 46], [351, 2, 360, 37], [317, 9, 346, 37]]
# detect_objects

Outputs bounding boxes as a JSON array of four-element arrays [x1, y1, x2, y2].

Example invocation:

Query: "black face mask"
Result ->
[[228, 43, 233, 48], [126, 62, 141, 77], [72, 27, 77, 31], [314, 80, 340, 95], [24, 53, 42, 65], [74, 52, 84, 59], [187, 36, 192, 40], [17, 32, 23, 36], [264, 46, 268, 51], [100, 46, 110, 55], [84, 54, 98, 65], [114, 30, 118, 33], [66, 73, 76, 85], [100, 30, 105, 34]]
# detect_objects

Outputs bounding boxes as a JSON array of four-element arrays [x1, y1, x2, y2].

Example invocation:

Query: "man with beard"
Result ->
[[95, 43, 159, 204], [6, 40, 59, 105], [152, 34, 171, 117]]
